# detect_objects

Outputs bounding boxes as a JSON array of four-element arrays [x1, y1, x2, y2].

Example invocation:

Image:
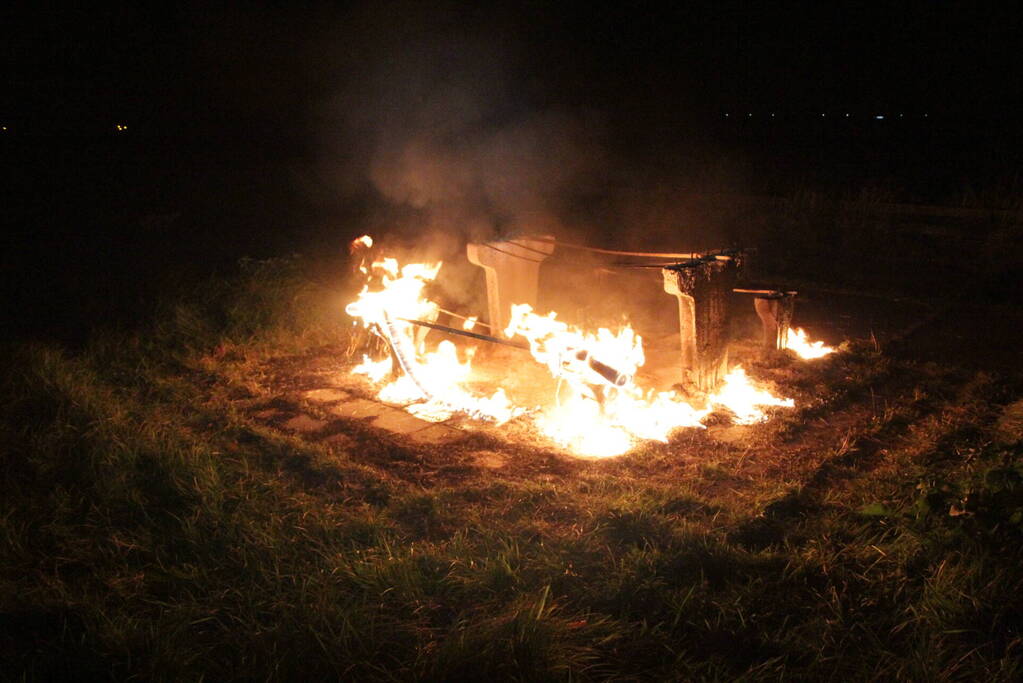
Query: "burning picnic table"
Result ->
[[344, 234, 833, 457]]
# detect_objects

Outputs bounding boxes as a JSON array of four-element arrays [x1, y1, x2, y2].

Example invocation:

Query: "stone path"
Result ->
[[252, 386, 464, 446]]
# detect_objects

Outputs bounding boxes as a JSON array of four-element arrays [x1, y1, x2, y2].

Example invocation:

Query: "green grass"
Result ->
[[2, 256, 1022, 680]]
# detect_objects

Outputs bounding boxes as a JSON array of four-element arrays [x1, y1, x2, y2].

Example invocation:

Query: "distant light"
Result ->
[[924, 113, 929, 117], [747, 112, 752, 117], [899, 113, 903, 118], [845, 113, 850, 117], [725, 113, 729, 117], [821, 113, 826, 117], [770, 113, 775, 117], [875, 115, 885, 120]]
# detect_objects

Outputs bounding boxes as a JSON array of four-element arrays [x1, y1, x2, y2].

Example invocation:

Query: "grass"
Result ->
[[736, 187, 1023, 299], [2, 255, 1023, 680]]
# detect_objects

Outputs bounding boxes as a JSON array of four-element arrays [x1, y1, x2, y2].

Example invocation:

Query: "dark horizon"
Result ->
[[5, 3, 1022, 130], [4, 1, 1023, 343]]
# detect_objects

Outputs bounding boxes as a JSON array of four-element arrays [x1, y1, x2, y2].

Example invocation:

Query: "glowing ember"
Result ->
[[786, 327, 836, 359], [344, 241, 797, 457]]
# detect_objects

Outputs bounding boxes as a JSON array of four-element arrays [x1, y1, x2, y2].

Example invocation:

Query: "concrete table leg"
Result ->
[[662, 256, 739, 392], [753, 291, 797, 351], [466, 238, 555, 336]]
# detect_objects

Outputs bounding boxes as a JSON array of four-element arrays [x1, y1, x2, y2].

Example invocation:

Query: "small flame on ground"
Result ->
[[344, 242, 797, 458], [708, 366, 795, 424], [786, 327, 836, 359]]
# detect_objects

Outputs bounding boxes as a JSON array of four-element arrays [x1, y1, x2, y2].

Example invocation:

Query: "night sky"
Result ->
[[5, 2, 1021, 133], [3, 2, 1022, 341]]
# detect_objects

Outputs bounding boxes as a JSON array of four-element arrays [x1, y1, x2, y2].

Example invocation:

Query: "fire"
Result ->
[[352, 354, 392, 382], [345, 257, 519, 424], [504, 303, 794, 454], [345, 243, 796, 457], [709, 366, 795, 424], [503, 303, 704, 454], [786, 327, 836, 359]]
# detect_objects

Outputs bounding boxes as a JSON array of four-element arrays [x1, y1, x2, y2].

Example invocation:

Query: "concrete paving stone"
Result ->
[[330, 399, 390, 420], [302, 388, 350, 404], [329, 398, 462, 442], [371, 407, 437, 435], [283, 414, 328, 433], [410, 424, 463, 445]]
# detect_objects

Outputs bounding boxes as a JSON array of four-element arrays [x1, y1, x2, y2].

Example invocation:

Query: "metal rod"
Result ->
[[437, 307, 492, 329], [528, 236, 701, 259], [610, 262, 700, 268], [397, 317, 530, 350], [401, 317, 632, 389], [733, 288, 798, 297]]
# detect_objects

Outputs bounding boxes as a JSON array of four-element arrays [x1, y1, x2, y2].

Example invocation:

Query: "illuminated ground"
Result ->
[[4, 263, 1022, 680]]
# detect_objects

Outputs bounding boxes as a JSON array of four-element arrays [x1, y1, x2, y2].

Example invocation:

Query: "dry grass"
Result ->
[[2, 256, 1022, 680]]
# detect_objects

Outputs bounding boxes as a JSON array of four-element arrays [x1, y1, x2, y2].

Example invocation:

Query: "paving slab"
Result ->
[[283, 414, 328, 433], [330, 399, 391, 420], [371, 406, 438, 435], [303, 388, 350, 404], [329, 398, 464, 442], [410, 424, 464, 445]]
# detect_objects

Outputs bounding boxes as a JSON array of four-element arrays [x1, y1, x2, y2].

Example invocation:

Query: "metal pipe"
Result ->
[[400, 317, 631, 389], [397, 317, 530, 350], [437, 307, 492, 329]]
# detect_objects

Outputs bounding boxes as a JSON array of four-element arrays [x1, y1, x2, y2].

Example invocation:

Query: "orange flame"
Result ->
[[351, 234, 373, 250], [786, 327, 836, 359]]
